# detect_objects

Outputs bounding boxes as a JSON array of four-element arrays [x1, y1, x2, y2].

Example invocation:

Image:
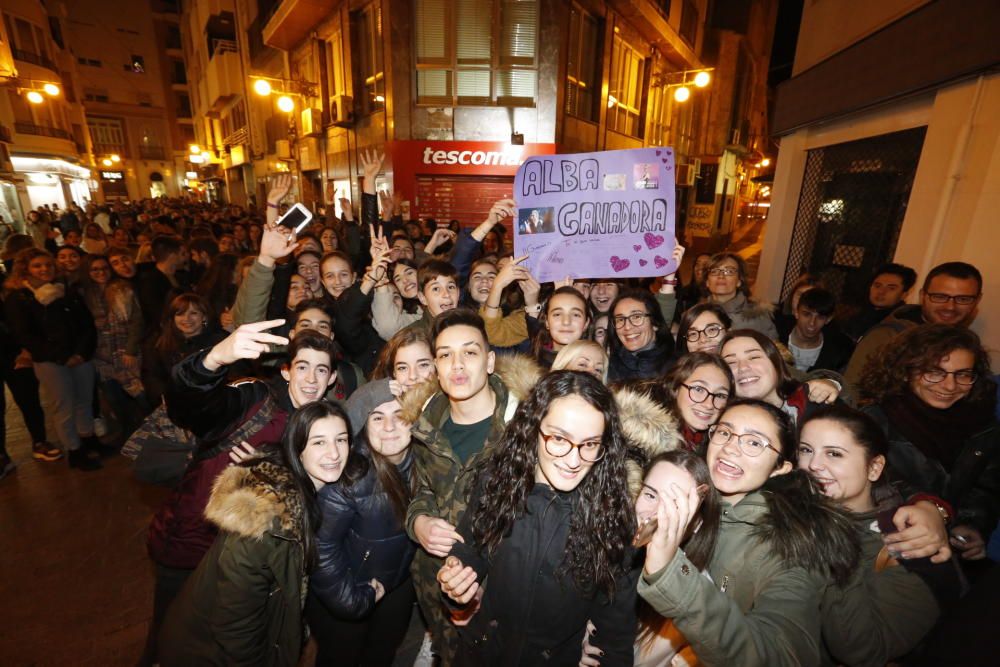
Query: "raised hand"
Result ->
[[643, 482, 700, 576], [519, 271, 541, 308], [202, 320, 289, 372], [338, 197, 354, 222], [378, 189, 394, 219], [360, 149, 385, 195], [425, 228, 457, 254], [494, 255, 531, 291], [267, 173, 293, 205], [258, 221, 300, 268], [473, 198, 517, 241]]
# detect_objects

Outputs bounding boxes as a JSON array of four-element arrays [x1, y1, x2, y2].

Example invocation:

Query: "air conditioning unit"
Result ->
[[675, 163, 696, 187], [275, 140, 291, 159], [330, 94, 354, 127], [300, 108, 322, 136]]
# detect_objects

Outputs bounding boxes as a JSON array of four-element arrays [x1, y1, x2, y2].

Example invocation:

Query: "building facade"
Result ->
[[761, 0, 1000, 351], [62, 0, 190, 202], [180, 0, 776, 243], [0, 0, 92, 229]]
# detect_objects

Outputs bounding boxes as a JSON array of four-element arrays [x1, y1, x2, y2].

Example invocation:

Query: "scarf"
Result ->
[[29, 282, 65, 306], [881, 390, 995, 470]]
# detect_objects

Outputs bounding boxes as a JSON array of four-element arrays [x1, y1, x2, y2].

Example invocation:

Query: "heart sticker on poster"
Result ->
[[609, 256, 630, 273]]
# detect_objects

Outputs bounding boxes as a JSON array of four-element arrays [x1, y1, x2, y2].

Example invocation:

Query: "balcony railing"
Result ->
[[13, 49, 56, 70], [92, 142, 127, 157], [139, 145, 166, 159], [15, 123, 71, 140]]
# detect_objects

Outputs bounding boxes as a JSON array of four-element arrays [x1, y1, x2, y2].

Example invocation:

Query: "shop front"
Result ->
[[99, 169, 129, 200], [11, 156, 92, 211], [386, 140, 556, 227]]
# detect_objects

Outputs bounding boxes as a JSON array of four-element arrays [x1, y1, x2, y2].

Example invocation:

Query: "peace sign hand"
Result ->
[[202, 320, 289, 372]]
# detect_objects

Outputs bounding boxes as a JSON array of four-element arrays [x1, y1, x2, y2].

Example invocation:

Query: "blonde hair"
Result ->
[[551, 340, 609, 383]]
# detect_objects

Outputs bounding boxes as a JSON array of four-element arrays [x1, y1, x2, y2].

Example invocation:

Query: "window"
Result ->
[[680, 0, 698, 45], [171, 58, 186, 84], [607, 35, 646, 137], [48, 17, 63, 49], [88, 117, 126, 155], [136, 92, 153, 106], [129, 55, 145, 73], [83, 88, 110, 103], [565, 5, 601, 121], [352, 4, 385, 115], [177, 93, 192, 118], [325, 28, 347, 97], [414, 0, 538, 107], [166, 25, 182, 49]]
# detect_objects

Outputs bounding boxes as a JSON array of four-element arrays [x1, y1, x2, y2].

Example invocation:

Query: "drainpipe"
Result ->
[[920, 75, 985, 272]]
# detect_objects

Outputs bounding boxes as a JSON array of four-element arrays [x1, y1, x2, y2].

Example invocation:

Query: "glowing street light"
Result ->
[[43, 83, 60, 96], [26, 90, 44, 104], [673, 86, 691, 103], [277, 95, 295, 113], [189, 144, 200, 154], [253, 78, 272, 96], [101, 158, 112, 166], [694, 71, 711, 88], [761, 158, 771, 167]]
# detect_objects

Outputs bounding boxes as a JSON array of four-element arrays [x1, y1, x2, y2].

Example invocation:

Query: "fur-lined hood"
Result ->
[[399, 353, 543, 425], [205, 459, 304, 542], [753, 470, 861, 587], [613, 385, 681, 497]]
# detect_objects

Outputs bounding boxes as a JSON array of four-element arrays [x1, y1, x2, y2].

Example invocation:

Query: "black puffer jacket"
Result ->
[[607, 337, 674, 384], [450, 483, 639, 667], [310, 442, 416, 620], [4, 285, 96, 364]]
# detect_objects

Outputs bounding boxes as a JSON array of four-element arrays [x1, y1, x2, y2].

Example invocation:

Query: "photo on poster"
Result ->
[[517, 207, 556, 235], [633, 163, 659, 189]]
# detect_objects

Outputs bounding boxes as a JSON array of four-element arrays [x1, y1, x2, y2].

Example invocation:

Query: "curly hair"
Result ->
[[470, 370, 635, 598], [857, 323, 996, 405]]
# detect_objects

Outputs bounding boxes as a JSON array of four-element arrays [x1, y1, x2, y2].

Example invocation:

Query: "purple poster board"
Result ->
[[512, 147, 676, 282]]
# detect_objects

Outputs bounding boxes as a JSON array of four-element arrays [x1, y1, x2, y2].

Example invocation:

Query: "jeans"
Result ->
[[32, 360, 96, 451], [0, 361, 47, 456]]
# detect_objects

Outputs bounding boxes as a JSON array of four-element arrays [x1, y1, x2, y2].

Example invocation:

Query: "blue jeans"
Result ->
[[33, 360, 96, 451]]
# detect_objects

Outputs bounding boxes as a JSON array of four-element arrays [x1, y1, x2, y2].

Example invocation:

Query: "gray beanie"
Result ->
[[344, 379, 397, 435]]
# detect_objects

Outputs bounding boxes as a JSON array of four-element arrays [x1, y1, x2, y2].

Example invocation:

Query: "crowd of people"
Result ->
[[1, 148, 998, 666]]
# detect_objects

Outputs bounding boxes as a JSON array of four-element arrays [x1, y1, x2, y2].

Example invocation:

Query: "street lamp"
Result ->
[[111, 154, 121, 163], [277, 95, 295, 113], [694, 71, 711, 88], [673, 86, 691, 103], [43, 83, 60, 96], [101, 158, 112, 167], [253, 79, 272, 96], [26, 90, 44, 104]]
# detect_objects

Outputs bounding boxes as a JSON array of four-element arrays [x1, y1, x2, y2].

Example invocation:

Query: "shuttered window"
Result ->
[[607, 35, 646, 137], [415, 0, 538, 107]]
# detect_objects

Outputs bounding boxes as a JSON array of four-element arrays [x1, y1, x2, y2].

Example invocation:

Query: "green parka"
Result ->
[[638, 471, 860, 667], [158, 459, 308, 667]]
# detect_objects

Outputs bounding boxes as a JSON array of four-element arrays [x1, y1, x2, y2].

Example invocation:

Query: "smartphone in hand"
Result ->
[[276, 202, 313, 234]]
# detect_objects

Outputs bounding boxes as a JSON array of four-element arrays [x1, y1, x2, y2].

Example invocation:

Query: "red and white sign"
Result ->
[[389, 140, 556, 177]]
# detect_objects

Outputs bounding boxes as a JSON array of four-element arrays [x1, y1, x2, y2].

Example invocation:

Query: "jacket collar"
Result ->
[[205, 459, 305, 541]]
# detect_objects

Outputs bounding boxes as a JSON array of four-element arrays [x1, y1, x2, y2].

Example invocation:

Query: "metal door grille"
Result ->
[[780, 126, 927, 305]]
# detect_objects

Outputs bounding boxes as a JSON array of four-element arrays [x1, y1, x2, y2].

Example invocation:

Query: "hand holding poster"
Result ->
[[512, 147, 677, 282]]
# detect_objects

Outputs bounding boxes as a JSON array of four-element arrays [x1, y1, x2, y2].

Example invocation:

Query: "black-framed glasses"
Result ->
[[681, 383, 729, 409], [539, 430, 605, 462], [612, 312, 650, 329], [707, 267, 738, 277], [684, 323, 725, 342], [919, 368, 978, 386], [707, 424, 777, 457], [925, 292, 979, 305]]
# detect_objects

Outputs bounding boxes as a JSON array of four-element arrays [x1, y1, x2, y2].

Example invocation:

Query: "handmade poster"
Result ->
[[513, 147, 676, 282]]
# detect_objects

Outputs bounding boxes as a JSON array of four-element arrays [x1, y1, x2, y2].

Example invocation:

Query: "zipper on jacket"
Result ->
[[720, 575, 729, 593]]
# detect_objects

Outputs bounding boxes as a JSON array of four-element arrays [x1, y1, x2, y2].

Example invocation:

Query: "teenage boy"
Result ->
[[137, 235, 189, 338], [845, 261, 983, 385], [403, 259, 461, 334], [781, 287, 855, 373], [402, 308, 541, 663], [842, 263, 917, 342], [142, 325, 336, 666]]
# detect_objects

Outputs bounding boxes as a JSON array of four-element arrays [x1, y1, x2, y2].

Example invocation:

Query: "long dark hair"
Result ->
[[858, 323, 996, 406], [637, 449, 720, 651], [155, 293, 213, 359], [530, 286, 593, 359], [800, 404, 895, 509], [390, 258, 421, 314], [271, 400, 352, 570], [675, 303, 732, 355], [470, 370, 635, 598], [342, 415, 415, 524], [720, 329, 801, 402]]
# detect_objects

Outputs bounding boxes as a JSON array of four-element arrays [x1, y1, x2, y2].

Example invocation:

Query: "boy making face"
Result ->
[[417, 259, 460, 317]]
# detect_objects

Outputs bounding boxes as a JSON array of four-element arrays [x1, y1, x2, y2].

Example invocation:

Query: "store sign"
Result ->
[[513, 147, 677, 282], [390, 140, 556, 177], [101, 171, 124, 180]]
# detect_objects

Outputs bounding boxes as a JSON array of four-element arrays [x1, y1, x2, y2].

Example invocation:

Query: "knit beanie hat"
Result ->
[[344, 379, 397, 436]]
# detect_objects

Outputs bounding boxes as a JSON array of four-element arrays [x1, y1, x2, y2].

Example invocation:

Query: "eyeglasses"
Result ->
[[708, 424, 777, 457], [681, 383, 729, 409], [684, 323, 724, 342], [539, 430, 605, 463], [919, 368, 978, 386], [707, 267, 738, 277], [612, 312, 650, 329], [925, 292, 979, 306]]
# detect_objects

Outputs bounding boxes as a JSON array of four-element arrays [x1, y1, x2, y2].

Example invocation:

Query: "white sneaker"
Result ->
[[94, 417, 108, 437], [413, 632, 435, 667]]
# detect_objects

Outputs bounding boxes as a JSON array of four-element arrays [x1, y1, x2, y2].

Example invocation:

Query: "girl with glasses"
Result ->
[[606, 289, 674, 383], [701, 253, 777, 339], [859, 323, 1000, 564], [675, 303, 732, 355], [797, 405, 961, 665], [659, 353, 733, 451], [637, 399, 860, 666], [437, 371, 643, 665]]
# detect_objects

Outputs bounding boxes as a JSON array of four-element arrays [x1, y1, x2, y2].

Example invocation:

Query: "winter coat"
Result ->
[[780, 325, 856, 374], [400, 354, 541, 660], [819, 507, 941, 666], [136, 265, 179, 339], [310, 443, 417, 620], [715, 292, 778, 339], [140, 328, 227, 406], [4, 285, 97, 364], [844, 304, 924, 387], [638, 471, 860, 667], [450, 483, 640, 666], [147, 349, 290, 569], [865, 404, 1000, 538], [159, 460, 309, 667], [607, 335, 675, 384]]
